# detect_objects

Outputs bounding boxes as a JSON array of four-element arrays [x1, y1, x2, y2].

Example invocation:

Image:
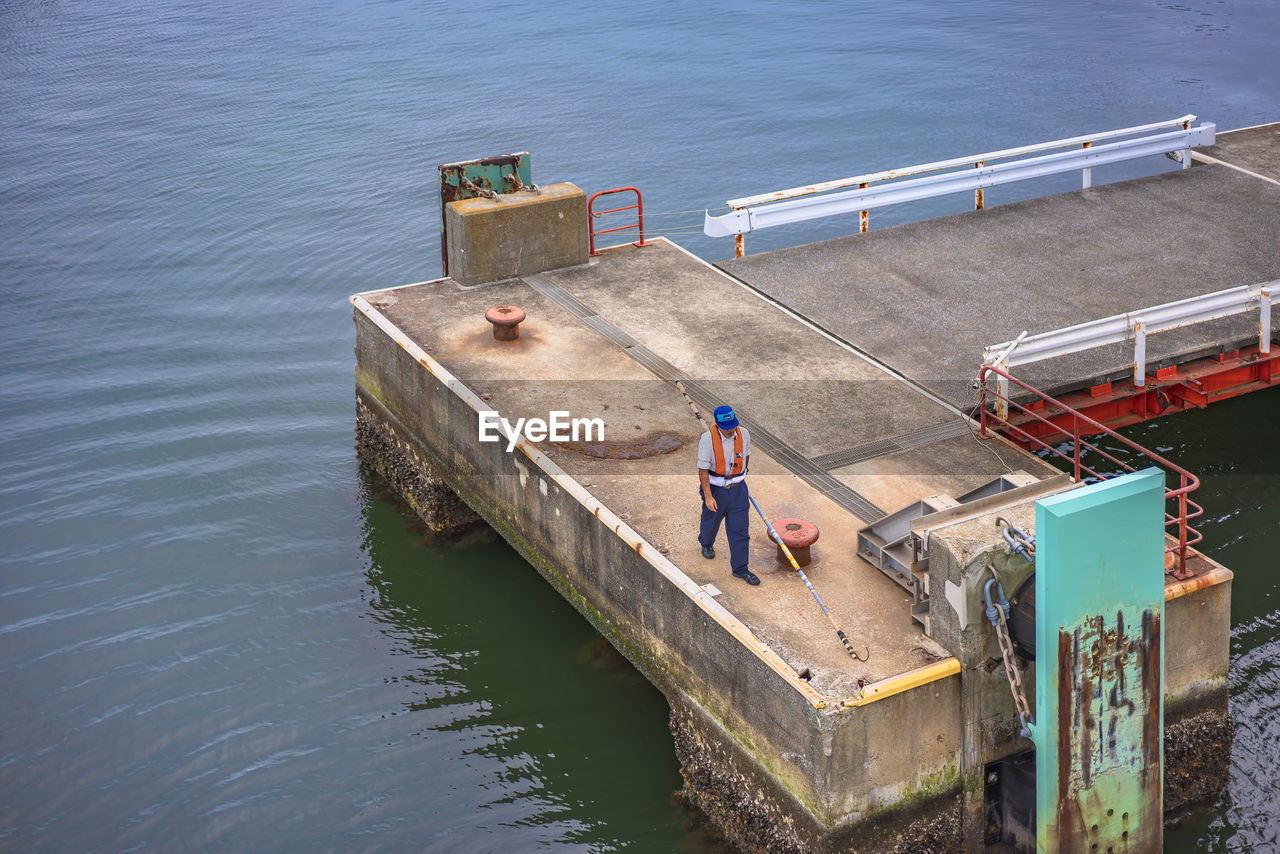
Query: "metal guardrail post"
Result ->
[[1133, 318, 1147, 387], [979, 382, 990, 437], [1262, 287, 1272, 355], [989, 330, 1026, 421], [1178, 475, 1190, 571], [996, 369, 1009, 422], [1180, 117, 1193, 170], [1073, 415, 1082, 481]]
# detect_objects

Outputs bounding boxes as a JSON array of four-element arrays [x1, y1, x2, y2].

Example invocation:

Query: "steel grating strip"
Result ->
[[901, 419, 972, 444], [811, 419, 972, 470], [536, 282, 598, 317], [522, 275, 886, 522]]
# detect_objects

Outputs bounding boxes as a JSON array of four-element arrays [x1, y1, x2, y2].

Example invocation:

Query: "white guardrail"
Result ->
[[982, 280, 1277, 418], [705, 116, 1215, 250]]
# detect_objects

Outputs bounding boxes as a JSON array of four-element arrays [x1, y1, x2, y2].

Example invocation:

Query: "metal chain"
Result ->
[[986, 565, 1034, 738], [996, 517, 1036, 561], [994, 601, 1034, 738], [502, 172, 538, 193], [460, 178, 497, 199]]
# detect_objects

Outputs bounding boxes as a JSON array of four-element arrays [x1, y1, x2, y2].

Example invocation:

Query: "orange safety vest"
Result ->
[[709, 427, 745, 479]]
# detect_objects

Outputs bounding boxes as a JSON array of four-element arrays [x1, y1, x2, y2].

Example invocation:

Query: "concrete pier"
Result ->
[[346, 126, 1280, 851]]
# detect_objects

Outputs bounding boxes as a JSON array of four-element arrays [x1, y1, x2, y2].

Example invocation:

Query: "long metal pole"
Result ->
[[674, 380, 709, 429], [747, 494, 868, 662]]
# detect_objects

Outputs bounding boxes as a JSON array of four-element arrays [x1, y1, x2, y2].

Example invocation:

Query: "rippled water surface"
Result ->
[[2, 1, 1277, 850]]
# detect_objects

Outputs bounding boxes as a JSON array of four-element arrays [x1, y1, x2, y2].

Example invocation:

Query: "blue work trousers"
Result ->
[[698, 481, 750, 573]]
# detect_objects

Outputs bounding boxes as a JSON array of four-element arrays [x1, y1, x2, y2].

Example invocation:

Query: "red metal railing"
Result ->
[[587, 187, 651, 256], [979, 364, 1202, 579]]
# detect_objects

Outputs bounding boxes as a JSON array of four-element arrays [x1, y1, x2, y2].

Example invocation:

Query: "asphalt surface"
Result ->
[[718, 158, 1280, 407]]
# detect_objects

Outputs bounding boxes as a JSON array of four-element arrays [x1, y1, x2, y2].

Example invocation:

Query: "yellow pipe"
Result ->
[[832, 566, 1227, 710], [842, 658, 960, 707]]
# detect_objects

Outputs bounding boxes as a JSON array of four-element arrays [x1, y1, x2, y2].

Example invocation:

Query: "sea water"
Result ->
[[2, 1, 1278, 850]]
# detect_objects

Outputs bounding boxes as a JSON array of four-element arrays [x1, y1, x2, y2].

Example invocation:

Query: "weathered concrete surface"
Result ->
[[718, 163, 1280, 408], [444, 182, 588, 285], [671, 696, 965, 854], [353, 233, 1233, 850], [1194, 121, 1280, 183], [828, 436, 1049, 517], [536, 241, 960, 459]]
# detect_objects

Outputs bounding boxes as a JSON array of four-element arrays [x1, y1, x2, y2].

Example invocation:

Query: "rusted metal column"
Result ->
[[859, 182, 869, 232], [974, 162, 984, 210], [1176, 485, 1191, 578], [978, 374, 991, 437], [1035, 470, 1166, 853]]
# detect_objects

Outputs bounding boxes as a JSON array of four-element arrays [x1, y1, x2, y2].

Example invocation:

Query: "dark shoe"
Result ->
[[701, 544, 715, 559], [732, 568, 761, 586]]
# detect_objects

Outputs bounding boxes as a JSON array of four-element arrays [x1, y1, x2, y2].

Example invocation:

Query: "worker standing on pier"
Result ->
[[698, 405, 759, 586]]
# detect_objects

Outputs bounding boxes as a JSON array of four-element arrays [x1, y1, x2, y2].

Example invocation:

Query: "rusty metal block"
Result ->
[[1035, 470, 1166, 853]]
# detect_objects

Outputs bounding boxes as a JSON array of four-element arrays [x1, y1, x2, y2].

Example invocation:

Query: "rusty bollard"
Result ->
[[485, 305, 525, 341], [773, 518, 820, 567]]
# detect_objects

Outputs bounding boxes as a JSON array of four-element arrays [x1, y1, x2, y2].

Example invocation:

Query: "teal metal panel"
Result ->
[[1034, 469, 1165, 853], [437, 153, 533, 275], [438, 152, 532, 209]]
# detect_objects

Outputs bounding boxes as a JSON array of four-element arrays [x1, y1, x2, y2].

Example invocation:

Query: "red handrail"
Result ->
[[587, 187, 651, 256], [979, 364, 1202, 579]]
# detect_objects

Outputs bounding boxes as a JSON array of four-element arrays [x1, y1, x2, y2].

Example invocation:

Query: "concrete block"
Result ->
[[445, 182, 588, 285]]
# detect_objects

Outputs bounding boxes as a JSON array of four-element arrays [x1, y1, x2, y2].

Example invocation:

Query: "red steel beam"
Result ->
[[1006, 344, 1278, 437]]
